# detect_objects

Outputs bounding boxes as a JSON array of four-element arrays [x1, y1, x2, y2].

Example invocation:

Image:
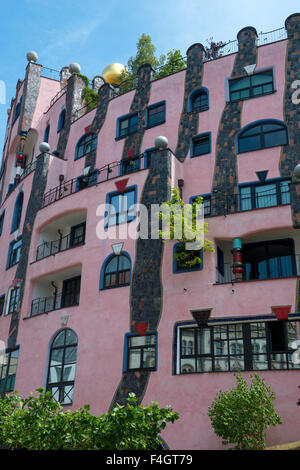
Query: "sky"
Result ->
[[0, 0, 299, 158]]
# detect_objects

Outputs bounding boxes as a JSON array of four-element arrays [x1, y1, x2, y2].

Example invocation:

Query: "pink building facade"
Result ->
[[0, 14, 300, 449]]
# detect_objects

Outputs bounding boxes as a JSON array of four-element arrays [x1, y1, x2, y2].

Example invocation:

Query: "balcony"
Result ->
[[42, 153, 146, 208], [35, 211, 86, 262], [29, 266, 81, 317], [216, 237, 299, 284]]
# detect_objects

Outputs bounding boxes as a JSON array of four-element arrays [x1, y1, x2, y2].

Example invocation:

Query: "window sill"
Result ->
[[145, 120, 166, 130], [100, 283, 130, 291], [115, 132, 138, 141], [214, 275, 298, 286], [227, 89, 276, 104]]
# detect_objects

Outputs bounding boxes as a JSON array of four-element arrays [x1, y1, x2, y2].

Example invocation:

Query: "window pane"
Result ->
[[230, 356, 244, 371], [230, 77, 250, 91], [106, 257, 118, 273], [50, 349, 63, 366], [129, 349, 141, 369], [264, 129, 287, 148], [62, 385, 74, 404], [49, 366, 62, 383], [271, 353, 288, 369], [181, 358, 196, 373], [193, 136, 210, 156], [196, 329, 210, 355], [143, 348, 156, 368], [251, 72, 273, 86], [239, 135, 261, 152], [214, 358, 229, 371], [240, 186, 252, 211], [280, 181, 290, 204], [64, 346, 77, 364], [197, 357, 212, 372], [118, 255, 130, 270], [181, 330, 194, 355], [255, 184, 277, 208], [53, 331, 65, 347], [252, 354, 268, 370]]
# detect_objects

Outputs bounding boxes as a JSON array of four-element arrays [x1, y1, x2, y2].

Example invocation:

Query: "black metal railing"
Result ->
[[36, 231, 85, 261], [30, 291, 79, 316], [216, 254, 300, 284], [42, 153, 145, 208], [41, 66, 61, 81]]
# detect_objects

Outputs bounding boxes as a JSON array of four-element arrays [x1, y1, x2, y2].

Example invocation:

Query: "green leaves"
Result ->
[[0, 390, 179, 450], [208, 373, 282, 450]]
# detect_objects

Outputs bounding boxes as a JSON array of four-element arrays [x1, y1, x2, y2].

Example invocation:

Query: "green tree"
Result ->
[[159, 188, 214, 269], [208, 373, 282, 450], [156, 49, 186, 79], [0, 389, 179, 450]]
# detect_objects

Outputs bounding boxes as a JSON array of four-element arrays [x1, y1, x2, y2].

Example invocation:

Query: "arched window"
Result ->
[[57, 109, 66, 133], [189, 88, 209, 112], [75, 133, 97, 160], [11, 191, 24, 233], [46, 329, 78, 405], [237, 120, 288, 154], [101, 253, 131, 289]]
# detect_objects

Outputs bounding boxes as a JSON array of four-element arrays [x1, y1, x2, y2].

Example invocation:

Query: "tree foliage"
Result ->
[[158, 188, 214, 268], [0, 389, 178, 450], [208, 373, 282, 450], [119, 34, 186, 94]]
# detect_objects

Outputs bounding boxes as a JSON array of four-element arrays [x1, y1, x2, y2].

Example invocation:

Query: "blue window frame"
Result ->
[[189, 88, 209, 112], [6, 237, 22, 269], [7, 287, 20, 314], [116, 113, 138, 139], [100, 252, 131, 290], [239, 178, 291, 211], [0, 347, 19, 394], [146, 101, 166, 128], [191, 133, 211, 157], [228, 69, 274, 102], [121, 157, 141, 175], [75, 133, 97, 160], [173, 242, 203, 274], [13, 98, 22, 124], [57, 108, 66, 133], [105, 186, 137, 227], [123, 332, 158, 372], [237, 120, 288, 154], [11, 191, 24, 233], [0, 211, 5, 236], [44, 124, 50, 143]]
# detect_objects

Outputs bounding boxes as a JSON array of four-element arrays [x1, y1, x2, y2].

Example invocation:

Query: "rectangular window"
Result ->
[[177, 319, 300, 374], [239, 179, 291, 211], [7, 287, 20, 315], [173, 242, 203, 273], [191, 133, 210, 157], [76, 170, 98, 191], [0, 211, 4, 236], [121, 157, 141, 175], [126, 333, 157, 371], [7, 239, 22, 269], [70, 223, 86, 248], [118, 113, 138, 138], [107, 188, 136, 226], [191, 195, 211, 217], [146, 102, 166, 128], [0, 348, 19, 395], [61, 276, 81, 308], [229, 69, 274, 102]]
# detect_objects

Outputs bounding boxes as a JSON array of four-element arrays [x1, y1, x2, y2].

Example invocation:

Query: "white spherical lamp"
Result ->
[[154, 136, 168, 149]]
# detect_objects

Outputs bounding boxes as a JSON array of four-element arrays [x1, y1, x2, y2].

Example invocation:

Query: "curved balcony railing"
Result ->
[[36, 230, 85, 261]]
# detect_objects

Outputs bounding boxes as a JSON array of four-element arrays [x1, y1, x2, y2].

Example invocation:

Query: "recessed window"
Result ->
[[6, 287, 20, 315], [243, 239, 296, 281], [125, 333, 157, 371], [57, 109, 66, 133], [117, 113, 138, 139], [237, 120, 287, 153], [106, 187, 136, 226], [70, 223, 86, 248], [0, 348, 19, 395], [61, 276, 81, 308], [229, 69, 274, 102], [173, 242, 203, 273], [239, 178, 291, 211], [0, 211, 5, 236], [190, 88, 209, 112], [146, 102, 166, 128], [144, 148, 157, 169], [191, 133, 210, 157], [7, 238, 22, 269], [76, 169, 98, 190], [75, 133, 97, 160], [176, 319, 300, 374], [13, 98, 22, 124], [46, 329, 77, 405], [121, 157, 141, 175], [102, 254, 131, 289], [190, 194, 211, 217]]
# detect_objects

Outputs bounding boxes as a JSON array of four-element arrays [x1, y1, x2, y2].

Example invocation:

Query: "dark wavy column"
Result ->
[[110, 148, 172, 408], [7, 152, 50, 348], [121, 64, 154, 159], [56, 74, 86, 158], [85, 83, 115, 168], [280, 14, 300, 228], [211, 27, 258, 215], [175, 43, 206, 161]]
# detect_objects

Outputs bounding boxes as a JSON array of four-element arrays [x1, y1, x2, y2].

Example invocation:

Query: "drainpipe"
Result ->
[[232, 238, 244, 281], [51, 282, 58, 310], [57, 229, 63, 252]]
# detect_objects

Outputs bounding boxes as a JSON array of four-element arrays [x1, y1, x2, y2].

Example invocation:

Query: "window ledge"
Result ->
[[145, 120, 166, 130], [214, 275, 298, 286]]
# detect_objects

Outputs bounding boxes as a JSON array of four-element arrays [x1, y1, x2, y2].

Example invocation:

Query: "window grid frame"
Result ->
[[229, 69, 274, 103]]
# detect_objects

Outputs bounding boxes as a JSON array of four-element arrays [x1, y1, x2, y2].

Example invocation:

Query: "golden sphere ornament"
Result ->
[[102, 63, 126, 85]]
